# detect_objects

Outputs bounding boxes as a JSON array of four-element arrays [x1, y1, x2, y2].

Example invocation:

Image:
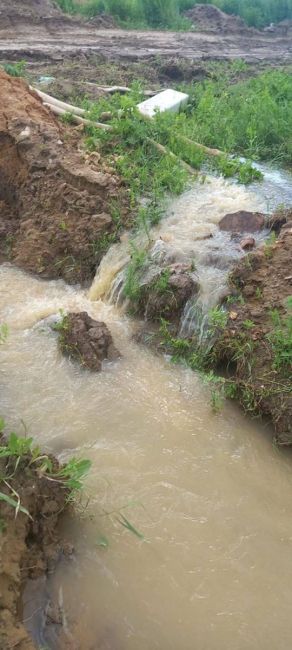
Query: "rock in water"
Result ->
[[58, 312, 120, 371], [219, 211, 266, 233], [240, 236, 256, 250]]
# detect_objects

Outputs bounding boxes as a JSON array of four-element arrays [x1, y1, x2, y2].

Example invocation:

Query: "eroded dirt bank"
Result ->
[[0, 69, 129, 284], [0, 443, 69, 650], [214, 216, 292, 444]]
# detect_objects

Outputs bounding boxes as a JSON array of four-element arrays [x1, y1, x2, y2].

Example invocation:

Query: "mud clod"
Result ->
[[58, 311, 120, 371]]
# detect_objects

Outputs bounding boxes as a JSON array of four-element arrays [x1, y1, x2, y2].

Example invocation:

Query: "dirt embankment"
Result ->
[[0, 445, 69, 650], [0, 69, 129, 284], [214, 214, 292, 444]]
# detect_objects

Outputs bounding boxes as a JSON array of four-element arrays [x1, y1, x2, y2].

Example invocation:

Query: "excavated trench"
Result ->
[[1, 158, 292, 648], [0, 54, 292, 650]]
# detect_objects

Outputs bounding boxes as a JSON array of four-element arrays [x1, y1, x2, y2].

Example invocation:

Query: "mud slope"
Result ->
[[0, 69, 129, 284], [0, 0, 291, 64], [214, 216, 292, 445]]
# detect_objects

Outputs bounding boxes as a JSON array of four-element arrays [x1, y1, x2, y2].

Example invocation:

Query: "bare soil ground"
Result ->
[[0, 0, 291, 65]]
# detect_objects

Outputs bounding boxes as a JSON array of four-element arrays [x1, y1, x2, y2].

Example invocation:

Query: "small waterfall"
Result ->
[[88, 240, 130, 302], [88, 172, 287, 337], [107, 269, 126, 306], [179, 298, 209, 341]]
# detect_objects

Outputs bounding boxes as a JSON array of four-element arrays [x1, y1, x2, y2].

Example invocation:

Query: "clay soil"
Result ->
[[0, 69, 130, 284], [0, 446, 69, 650], [214, 215, 292, 445]]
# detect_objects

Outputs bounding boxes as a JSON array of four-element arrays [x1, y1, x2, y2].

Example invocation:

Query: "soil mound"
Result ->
[[0, 0, 61, 17], [0, 69, 129, 284], [58, 312, 120, 371], [214, 213, 292, 444], [185, 3, 254, 34], [0, 0, 70, 33]]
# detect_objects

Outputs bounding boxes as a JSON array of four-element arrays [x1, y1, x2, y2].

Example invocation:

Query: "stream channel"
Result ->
[[1, 166, 292, 649]]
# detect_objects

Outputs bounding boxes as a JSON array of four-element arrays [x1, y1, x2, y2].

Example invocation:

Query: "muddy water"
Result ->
[[1, 172, 292, 649]]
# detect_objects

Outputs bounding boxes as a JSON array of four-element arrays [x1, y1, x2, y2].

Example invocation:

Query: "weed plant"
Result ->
[[267, 297, 292, 372], [0, 418, 91, 519], [2, 60, 26, 77], [184, 69, 292, 167]]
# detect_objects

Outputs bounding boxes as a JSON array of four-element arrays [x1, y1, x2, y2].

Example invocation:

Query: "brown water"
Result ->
[[1, 172, 292, 649]]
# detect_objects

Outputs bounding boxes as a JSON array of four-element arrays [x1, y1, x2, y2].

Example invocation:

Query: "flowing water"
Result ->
[[1, 169, 292, 649]]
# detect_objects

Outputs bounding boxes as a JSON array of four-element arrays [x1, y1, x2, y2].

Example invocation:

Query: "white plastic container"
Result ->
[[137, 89, 189, 119]]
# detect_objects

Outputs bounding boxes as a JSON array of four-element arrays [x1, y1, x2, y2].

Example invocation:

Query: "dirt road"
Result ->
[[0, 23, 292, 64], [0, 0, 291, 64]]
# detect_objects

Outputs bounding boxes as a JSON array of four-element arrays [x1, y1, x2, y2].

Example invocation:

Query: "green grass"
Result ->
[[183, 69, 292, 166], [267, 297, 292, 372], [2, 60, 26, 77]]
